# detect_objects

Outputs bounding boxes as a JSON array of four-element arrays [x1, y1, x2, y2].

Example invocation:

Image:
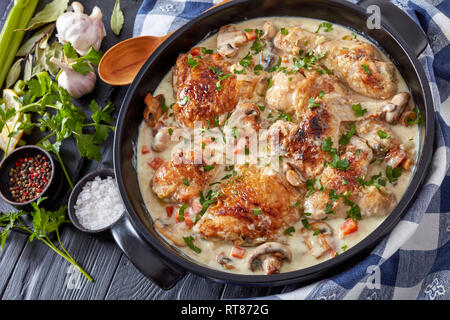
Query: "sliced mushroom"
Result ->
[[283, 162, 304, 187], [399, 110, 418, 126], [261, 21, 277, 40], [259, 40, 276, 71], [154, 219, 187, 247], [301, 221, 335, 259], [385, 145, 407, 168], [216, 251, 235, 270], [217, 25, 247, 58], [144, 93, 164, 127], [247, 242, 292, 274], [152, 126, 177, 152], [383, 92, 410, 123], [226, 102, 261, 130]]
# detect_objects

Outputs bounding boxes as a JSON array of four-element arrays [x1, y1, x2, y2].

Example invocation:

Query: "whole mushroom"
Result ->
[[247, 242, 292, 274]]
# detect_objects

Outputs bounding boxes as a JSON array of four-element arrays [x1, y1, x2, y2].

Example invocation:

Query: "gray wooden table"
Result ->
[[0, 0, 301, 300]]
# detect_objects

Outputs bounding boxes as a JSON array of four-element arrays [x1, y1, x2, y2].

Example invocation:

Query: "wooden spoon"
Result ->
[[98, 0, 233, 86]]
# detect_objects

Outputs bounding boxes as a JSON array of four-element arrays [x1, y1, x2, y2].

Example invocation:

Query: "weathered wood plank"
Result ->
[[105, 255, 225, 300], [2, 227, 123, 299]]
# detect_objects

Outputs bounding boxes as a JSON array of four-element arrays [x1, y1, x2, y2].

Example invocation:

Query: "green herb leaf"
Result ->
[[284, 226, 295, 235], [22, 0, 69, 31], [183, 236, 202, 254], [339, 123, 356, 146], [361, 64, 370, 75], [302, 219, 312, 230], [63, 42, 78, 60], [280, 27, 289, 35], [253, 208, 262, 216], [377, 130, 391, 139], [386, 165, 402, 183], [351, 103, 367, 117], [315, 22, 333, 33]]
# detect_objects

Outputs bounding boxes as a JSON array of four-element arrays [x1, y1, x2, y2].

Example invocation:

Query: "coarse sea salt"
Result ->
[[74, 176, 124, 230]]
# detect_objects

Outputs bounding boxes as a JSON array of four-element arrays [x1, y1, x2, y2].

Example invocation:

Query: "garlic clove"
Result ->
[[56, 1, 106, 56], [49, 57, 97, 98]]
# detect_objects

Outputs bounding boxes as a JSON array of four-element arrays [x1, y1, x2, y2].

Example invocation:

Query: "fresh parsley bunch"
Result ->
[[0, 197, 93, 282], [5, 70, 115, 189]]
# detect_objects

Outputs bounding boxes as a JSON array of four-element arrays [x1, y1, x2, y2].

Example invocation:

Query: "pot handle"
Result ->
[[110, 213, 186, 290], [358, 0, 428, 56]]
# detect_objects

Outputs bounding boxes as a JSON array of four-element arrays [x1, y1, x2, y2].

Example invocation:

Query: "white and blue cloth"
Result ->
[[133, 0, 450, 300]]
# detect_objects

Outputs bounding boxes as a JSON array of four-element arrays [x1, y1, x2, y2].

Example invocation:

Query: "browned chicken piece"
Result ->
[[152, 151, 218, 204], [268, 106, 341, 180], [357, 186, 396, 218], [266, 70, 410, 125], [274, 27, 397, 99], [172, 53, 240, 128], [301, 221, 336, 259], [194, 165, 303, 246], [303, 136, 373, 220], [355, 118, 401, 155]]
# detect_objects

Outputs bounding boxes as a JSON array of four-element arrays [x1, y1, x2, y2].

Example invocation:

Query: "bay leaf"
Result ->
[[21, 0, 69, 31], [5, 59, 23, 89], [111, 0, 124, 36], [16, 25, 50, 57], [24, 55, 33, 82]]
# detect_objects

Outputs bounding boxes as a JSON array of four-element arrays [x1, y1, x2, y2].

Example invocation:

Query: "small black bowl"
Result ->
[[0, 145, 63, 208], [68, 168, 122, 238]]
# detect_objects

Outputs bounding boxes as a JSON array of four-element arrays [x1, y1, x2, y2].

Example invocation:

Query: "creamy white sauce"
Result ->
[[136, 17, 419, 274]]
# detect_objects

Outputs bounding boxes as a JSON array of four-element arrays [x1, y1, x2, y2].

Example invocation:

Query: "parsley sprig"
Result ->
[[0, 198, 93, 281]]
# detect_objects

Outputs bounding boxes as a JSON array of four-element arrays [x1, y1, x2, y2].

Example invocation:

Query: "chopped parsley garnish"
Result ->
[[352, 103, 367, 117], [168, 128, 173, 135], [319, 90, 324, 98], [284, 226, 295, 236], [377, 130, 391, 139], [280, 27, 289, 35], [325, 203, 336, 215], [345, 198, 361, 221], [267, 77, 273, 89], [309, 97, 320, 108], [361, 64, 370, 75], [357, 172, 386, 189], [258, 105, 265, 112], [339, 123, 356, 146], [277, 112, 292, 122], [341, 245, 348, 251], [302, 219, 312, 230], [254, 64, 263, 75], [186, 54, 199, 68], [386, 165, 402, 183], [315, 22, 334, 33], [178, 203, 188, 221], [329, 156, 350, 171], [290, 200, 302, 207], [253, 208, 262, 216], [204, 165, 215, 171], [233, 68, 246, 74], [182, 178, 190, 186], [239, 52, 253, 68], [183, 236, 201, 254], [268, 57, 282, 73], [209, 66, 231, 91], [249, 29, 266, 54], [322, 137, 338, 154], [201, 47, 213, 54]]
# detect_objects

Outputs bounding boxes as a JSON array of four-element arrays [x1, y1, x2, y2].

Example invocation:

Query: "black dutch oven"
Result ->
[[111, 0, 435, 289]]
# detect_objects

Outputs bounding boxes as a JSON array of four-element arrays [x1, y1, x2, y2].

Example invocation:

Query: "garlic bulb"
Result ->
[[56, 2, 106, 56], [50, 57, 96, 98]]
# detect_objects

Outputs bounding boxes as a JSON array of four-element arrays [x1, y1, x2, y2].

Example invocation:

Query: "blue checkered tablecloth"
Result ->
[[133, 0, 450, 300]]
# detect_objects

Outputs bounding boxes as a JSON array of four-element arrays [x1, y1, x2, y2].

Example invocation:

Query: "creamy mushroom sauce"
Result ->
[[136, 17, 419, 274]]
